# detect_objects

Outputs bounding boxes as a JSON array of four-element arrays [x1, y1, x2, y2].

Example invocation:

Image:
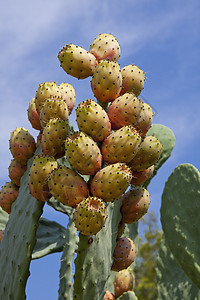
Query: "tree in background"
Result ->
[[134, 212, 162, 300]]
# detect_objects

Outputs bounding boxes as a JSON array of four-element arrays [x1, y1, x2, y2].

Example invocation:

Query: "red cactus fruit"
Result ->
[[76, 99, 111, 142], [8, 159, 27, 187], [48, 165, 89, 208], [9, 127, 36, 165], [117, 221, 126, 239], [114, 268, 135, 298], [90, 163, 132, 202], [27, 98, 42, 131], [120, 65, 145, 97], [121, 187, 150, 224], [111, 237, 136, 271], [73, 197, 107, 236], [58, 44, 98, 79], [0, 182, 19, 214], [130, 165, 154, 186], [104, 290, 115, 300], [89, 33, 120, 62]]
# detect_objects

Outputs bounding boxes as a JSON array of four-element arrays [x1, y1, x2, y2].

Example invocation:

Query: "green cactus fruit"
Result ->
[[0, 230, 4, 242], [111, 237, 136, 271], [58, 82, 76, 115], [90, 163, 132, 202], [0, 182, 19, 214], [65, 131, 102, 175], [9, 127, 36, 165], [114, 268, 135, 298], [58, 43, 98, 79], [131, 165, 154, 186], [48, 165, 89, 208], [8, 158, 27, 186], [40, 97, 69, 128], [89, 33, 120, 62], [120, 187, 150, 223], [29, 155, 58, 202], [35, 81, 61, 114], [104, 290, 115, 300], [91, 60, 122, 103], [129, 136, 163, 172], [41, 119, 69, 158], [27, 98, 42, 131], [73, 197, 107, 236], [101, 126, 141, 164], [120, 65, 145, 97], [134, 102, 153, 137], [107, 93, 142, 130], [76, 99, 111, 142], [117, 220, 126, 239]]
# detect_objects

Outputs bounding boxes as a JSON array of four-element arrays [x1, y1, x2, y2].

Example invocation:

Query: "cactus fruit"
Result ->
[[0, 182, 19, 214], [76, 99, 111, 142], [107, 93, 142, 130], [104, 290, 115, 300], [91, 60, 122, 103], [89, 33, 120, 62], [27, 98, 42, 131], [29, 155, 58, 202], [101, 125, 141, 164], [36, 131, 42, 147], [129, 136, 163, 172], [48, 165, 89, 208], [8, 159, 27, 186], [58, 82, 76, 114], [90, 163, 132, 202], [131, 165, 154, 186], [0, 230, 4, 242], [117, 220, 126, 239], [35, 81, 61, 114], [134, 102, 153, 137], [9, 127, 36, 165], [111, 237, 136, 271], [114, 268, 135, 298], [40, 97, 69, 128], [120, 187, 150, 223], [65, 131, 102, 175], [73, 197, 107, 236], [58, 44, 98, 79], [120, 64, 145, 97], [41, 119, 69, 158]]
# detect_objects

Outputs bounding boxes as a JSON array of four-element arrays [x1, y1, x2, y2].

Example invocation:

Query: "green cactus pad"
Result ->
[[118, 291, 138, 300], [156, 234, 200, 300], [32, 217, 67, 259], [0, 149, 44, 300], [161, 163, 200, 288]]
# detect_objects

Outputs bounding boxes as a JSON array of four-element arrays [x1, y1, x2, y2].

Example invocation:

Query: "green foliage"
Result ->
[[134, 212, 162, 300]]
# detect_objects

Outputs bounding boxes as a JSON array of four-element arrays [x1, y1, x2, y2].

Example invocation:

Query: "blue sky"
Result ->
[[1, 0, 200, 299]]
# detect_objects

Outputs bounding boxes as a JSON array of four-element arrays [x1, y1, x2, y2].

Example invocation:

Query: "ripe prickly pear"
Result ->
[[120, 64, 145, 97], [120, 187, 150, 223], [65, 131, 102, 175], [89, 33, 120, 62], [134, 102, 153, 137], [29, 155, 58, 202], [114, 268, 135, 298], [9, 127, 36, 165], [40, 97, 69, 128], [41, 119, 69, 158], [58, 44, 98, 79], [58, 82, 76, 115], [107, 93, 142, 130], [129, 136, 163, 172], [111, 237, 136, 271], [104, 290, 115, 300], [131, 165, 154, 186], [91, 60, 122, 103], [76, 99, 111, 142], [90, 163, 132, 202], [35, 81, 61, 114], [27, 98, 42, 131], [8, 159, 27, 187], [48, 165, 89, 208], [73, 197, 107, 236], [0, 182, 19, 214], [101, 125, 141, 164]]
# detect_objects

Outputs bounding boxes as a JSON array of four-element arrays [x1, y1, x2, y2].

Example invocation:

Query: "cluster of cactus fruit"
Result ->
[[0, 33, 199, 300]]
